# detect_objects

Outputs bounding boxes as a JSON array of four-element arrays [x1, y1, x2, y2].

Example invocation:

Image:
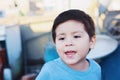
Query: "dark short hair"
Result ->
[[52, 9, 95, 42]]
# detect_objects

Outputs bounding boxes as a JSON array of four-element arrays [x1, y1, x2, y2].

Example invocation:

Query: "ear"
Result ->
[[90, 35, 96, 49]]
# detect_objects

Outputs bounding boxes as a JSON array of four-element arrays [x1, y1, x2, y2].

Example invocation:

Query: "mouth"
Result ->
[[64, 50, 77, 58]]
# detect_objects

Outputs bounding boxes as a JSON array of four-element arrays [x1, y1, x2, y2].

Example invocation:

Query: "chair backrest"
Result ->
[[20, 25, 53, 74], [44, 41, 59, 62], [100, 45, 120, 80]]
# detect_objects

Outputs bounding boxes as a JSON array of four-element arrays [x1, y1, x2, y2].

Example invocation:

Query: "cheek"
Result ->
[[55, 43, 63, 53], [76, 40, 90, 51]]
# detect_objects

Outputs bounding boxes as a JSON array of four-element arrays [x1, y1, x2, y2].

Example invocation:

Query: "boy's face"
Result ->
[[55, 20, 96, 65]]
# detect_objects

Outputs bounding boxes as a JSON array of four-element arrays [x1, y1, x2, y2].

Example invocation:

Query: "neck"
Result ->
[[68, 59, 89, 71]]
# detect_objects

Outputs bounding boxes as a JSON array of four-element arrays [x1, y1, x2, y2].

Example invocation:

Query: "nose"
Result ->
[[65, 38, 73, 46], [65, 43, 73, 46]]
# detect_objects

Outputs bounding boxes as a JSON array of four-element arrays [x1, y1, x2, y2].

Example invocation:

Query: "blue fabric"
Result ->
[[44, 42, 59, 62], [100, 45, 120, 80], [36, 58, 101, 80]]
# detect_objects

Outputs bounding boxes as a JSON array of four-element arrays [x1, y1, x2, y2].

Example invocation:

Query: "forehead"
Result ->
[[55, 20, 86, 34]]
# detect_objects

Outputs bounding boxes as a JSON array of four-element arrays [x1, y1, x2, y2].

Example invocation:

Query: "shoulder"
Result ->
[[39, 58, 61, 73], [85, 59, 101, 80], [35, 58, 62, 80], [88, 59, 101, 71], [44, 58, 61, 67], [88, 59, 100, 66]]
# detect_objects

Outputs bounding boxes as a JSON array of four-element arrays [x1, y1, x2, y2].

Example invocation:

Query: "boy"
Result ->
[[36, 9, 101, 80]]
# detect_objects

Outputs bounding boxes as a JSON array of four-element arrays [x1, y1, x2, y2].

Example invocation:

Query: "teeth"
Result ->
[[65, 51, 76, 58], [65, 51, 76, 55]]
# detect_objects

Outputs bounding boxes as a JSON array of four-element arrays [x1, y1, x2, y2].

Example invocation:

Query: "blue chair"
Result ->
[[44, 41, 59, 62], [100, 44, 120, 80]]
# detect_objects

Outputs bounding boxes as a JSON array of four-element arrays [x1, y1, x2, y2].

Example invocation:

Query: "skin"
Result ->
[[55, 20, 96, 71]]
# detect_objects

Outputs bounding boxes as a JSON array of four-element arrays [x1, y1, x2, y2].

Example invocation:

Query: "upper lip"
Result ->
[[65, 50, 77, 54]]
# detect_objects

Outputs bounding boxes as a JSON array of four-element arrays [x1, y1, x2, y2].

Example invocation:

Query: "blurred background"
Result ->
[[0, 0, 120, 80]]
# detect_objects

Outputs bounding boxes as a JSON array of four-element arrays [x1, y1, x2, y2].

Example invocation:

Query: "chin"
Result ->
[[65, 60, 78, 65]]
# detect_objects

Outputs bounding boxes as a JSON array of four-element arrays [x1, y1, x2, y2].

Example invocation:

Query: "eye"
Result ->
[[59, 37, 65, 40], [74, 35, 81, 38]]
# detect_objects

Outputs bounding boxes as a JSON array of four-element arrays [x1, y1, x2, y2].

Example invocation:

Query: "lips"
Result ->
[[65, 50, 77, 57], [65, 50, 76, 54]]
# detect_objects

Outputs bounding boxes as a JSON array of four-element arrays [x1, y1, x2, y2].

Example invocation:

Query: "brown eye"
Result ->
[[74, 36, 81, 38], [59, 37, 65, 40]]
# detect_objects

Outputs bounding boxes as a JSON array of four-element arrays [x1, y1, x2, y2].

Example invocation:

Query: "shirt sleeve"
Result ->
[[35, 64, 51, 80]]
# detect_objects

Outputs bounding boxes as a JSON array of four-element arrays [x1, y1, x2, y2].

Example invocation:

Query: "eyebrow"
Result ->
[[56, 33, 65, 37], [72, 30, 84, 34], [73, 31, 81, 34], [56, 31, 84, 37]]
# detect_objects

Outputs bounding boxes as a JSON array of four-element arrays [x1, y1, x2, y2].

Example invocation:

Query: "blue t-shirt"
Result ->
[[36, 58, 101, 80]]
